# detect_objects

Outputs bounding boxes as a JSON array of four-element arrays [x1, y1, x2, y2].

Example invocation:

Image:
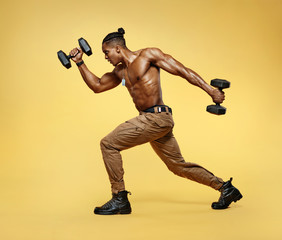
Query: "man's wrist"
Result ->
[[204, 83, 214, 96], [76, 60, 84, 67], [208, 87, 215, 97]]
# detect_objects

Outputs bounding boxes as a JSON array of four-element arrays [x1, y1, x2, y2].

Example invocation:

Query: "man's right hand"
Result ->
[[69, 47, 83, 63]]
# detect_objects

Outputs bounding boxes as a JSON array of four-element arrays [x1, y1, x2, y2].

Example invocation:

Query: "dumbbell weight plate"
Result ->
[[57, 50, 71, 69], [211, 79, 230, 89], [79, 38, 92, 56], [206, 104, 226, 115]]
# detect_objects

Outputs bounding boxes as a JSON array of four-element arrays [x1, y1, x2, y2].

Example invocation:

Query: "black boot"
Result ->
[[212, 178, 243, 210], [94, 190, 132, 215]]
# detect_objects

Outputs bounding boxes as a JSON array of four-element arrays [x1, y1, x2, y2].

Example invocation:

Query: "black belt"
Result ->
[[142, 105, 172, 114]]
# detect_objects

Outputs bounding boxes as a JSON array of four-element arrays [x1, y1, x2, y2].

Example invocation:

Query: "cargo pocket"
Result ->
[[126, 117, 146, 132], [146, 113, 174, 128], [116, 116, 146, 139], [113, 116, 148, 147]]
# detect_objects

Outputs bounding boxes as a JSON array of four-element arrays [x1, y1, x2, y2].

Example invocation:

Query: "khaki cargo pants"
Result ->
[[100, 109, 224, 194]]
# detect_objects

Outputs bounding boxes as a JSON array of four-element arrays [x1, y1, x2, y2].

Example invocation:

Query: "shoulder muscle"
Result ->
[[141, 48, 168, 64]]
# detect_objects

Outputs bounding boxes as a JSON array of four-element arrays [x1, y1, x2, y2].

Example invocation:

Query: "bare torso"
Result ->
[[114, 49, 164, 111], [73, 44, 225, 110]]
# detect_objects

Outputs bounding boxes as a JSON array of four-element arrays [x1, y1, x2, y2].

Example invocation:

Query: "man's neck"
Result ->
[[120, 48, 136, 67]]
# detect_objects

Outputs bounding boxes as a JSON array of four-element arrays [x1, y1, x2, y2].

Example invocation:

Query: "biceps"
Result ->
[[98, 72, 121, 93]]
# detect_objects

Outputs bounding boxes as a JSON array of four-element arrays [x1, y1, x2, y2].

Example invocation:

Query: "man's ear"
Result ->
[[116, 45, 121, 53]]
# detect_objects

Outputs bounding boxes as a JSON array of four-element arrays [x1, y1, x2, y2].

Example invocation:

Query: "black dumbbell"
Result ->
[[57, 38, 92, 69], [206, 79, 230, 115]]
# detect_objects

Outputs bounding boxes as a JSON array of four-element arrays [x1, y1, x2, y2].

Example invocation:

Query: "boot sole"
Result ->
[[120, 209, 132, 214], [94, 208, 132, 215]]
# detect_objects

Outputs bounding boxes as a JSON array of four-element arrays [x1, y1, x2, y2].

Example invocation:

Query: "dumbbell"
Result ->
[[206, 79, 230, 115], [57, 38, 92, 69]]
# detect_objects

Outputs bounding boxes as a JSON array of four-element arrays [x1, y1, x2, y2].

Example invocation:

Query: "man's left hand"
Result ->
[[210, 88, 225, 104]]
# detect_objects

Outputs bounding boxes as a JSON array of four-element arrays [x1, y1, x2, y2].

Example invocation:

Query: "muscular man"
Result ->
[[69, 28, 242, 215]]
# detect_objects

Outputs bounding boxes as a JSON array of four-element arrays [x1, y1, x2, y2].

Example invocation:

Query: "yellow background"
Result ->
[[0, 0, 281, 239]]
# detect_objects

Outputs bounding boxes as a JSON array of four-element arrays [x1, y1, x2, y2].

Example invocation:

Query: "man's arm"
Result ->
[[144, 48, 224, 103], [70, 48, 121, 93]]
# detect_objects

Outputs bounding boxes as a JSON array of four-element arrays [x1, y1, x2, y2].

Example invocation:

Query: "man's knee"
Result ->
[[166, 164, 183, 177], [166, 161, 197, 179], [100, 135, 109, 150], [100, 134, 118, 152]]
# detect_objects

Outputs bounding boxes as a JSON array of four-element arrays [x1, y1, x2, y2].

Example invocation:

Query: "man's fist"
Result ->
[[69, 48, 83, 63], [211, 88, 225, 104]]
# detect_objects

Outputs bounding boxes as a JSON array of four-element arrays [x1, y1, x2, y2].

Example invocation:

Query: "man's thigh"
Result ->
[[103, 113, 173, 151], [150, 130, 185, 165]]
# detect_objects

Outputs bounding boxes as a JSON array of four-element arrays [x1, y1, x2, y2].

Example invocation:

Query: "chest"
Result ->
[[123, 58, 154, 87]]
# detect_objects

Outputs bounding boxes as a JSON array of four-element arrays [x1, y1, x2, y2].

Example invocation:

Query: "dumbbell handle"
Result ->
[[215, 88, 224, 106], [67, 51, 80, 59]]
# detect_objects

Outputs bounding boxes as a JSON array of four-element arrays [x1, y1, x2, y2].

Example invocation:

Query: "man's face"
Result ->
[[102, 43, 120, 66]]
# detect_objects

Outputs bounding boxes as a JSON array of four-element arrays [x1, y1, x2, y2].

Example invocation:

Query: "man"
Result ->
[[69, 28, 242, 215]]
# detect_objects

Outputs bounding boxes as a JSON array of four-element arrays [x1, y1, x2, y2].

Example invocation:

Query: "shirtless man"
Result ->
[[69, 28, 242, 215]]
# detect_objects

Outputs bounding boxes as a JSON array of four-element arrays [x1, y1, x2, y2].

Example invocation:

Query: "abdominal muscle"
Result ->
[[126, 74, 164, 111]]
